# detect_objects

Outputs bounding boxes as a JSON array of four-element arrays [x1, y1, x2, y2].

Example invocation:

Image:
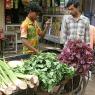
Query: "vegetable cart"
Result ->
[[0, 49, 89, 95]]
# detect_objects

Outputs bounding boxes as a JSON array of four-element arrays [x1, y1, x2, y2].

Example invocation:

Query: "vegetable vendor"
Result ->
[[20, 3, 50, 54]]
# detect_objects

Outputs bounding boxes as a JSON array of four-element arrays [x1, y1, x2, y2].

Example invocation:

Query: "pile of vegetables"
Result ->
[[58, 40, 94, 75], [13, 52, 75, 92], [0, 60, 39, 95]]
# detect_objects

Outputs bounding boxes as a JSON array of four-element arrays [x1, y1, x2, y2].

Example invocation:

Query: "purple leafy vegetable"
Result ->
[[58, 40, 94, 75]]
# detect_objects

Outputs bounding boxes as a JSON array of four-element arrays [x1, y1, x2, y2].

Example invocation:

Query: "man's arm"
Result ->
[[36, 19, 51, 37], [21, 38, 38, 53], [60, 16, 68, 45], [85, 18, 90, 44], [36, 26, 48, 37]]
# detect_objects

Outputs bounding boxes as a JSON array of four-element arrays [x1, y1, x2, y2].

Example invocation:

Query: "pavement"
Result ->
[[85, 76, 95, 95]]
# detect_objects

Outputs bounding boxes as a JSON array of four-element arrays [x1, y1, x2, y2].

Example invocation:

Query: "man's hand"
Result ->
[[33, 48, 39, 54]]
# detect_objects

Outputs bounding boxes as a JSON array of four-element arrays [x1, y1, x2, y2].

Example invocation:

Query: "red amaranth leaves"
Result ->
[[58, 40, 94, 75]]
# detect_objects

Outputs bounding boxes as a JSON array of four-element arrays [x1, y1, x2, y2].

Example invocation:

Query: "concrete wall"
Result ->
[[0, 0, 5, 31]]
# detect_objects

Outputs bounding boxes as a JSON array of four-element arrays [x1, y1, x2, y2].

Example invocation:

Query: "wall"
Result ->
[[0, 0, 5, 30], [82, 0, 95, 14]]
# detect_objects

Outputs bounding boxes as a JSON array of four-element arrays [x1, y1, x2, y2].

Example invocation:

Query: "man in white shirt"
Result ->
[[60, 0, 90, 47]]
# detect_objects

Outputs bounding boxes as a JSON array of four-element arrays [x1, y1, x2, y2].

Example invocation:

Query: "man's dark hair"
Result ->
[[27, 2, 42, 14], [66, 0, 80, 8]]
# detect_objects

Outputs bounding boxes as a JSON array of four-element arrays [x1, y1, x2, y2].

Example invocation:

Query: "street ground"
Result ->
[[85, 75, 95, 95]]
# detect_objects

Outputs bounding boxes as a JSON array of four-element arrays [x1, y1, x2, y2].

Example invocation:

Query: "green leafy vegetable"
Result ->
[[13, 52, 75, 92]]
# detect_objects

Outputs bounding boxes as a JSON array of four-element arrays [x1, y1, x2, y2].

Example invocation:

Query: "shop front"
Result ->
[[0, 0, 86, 54], [3, 0, 68, 53]]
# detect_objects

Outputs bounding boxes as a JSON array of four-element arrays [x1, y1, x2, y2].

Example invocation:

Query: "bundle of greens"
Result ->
[[58, 40, 94, 75], [13, 52, 75, 92], [0, 60, 39, 95]]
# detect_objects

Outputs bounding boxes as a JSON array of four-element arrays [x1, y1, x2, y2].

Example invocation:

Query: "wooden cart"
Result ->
[[1, 49, 89, 95]]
